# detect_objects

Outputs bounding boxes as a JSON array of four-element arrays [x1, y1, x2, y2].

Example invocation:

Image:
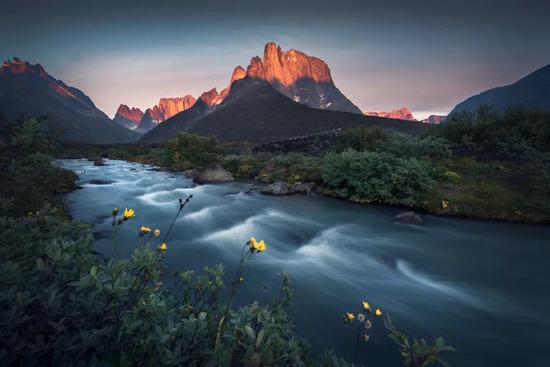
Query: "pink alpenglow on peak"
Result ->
[[218, 66, 246, 102], [364, 107, 416, 121], [244, 42, 362, 114], [421, 115, 446, 124]]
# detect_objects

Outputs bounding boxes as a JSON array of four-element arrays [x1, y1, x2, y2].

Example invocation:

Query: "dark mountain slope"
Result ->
[[449, 64, 550, 116], [0, 58, 137, 143]]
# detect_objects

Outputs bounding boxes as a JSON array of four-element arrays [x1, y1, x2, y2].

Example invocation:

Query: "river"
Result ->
[[57, 159, 550, 366]]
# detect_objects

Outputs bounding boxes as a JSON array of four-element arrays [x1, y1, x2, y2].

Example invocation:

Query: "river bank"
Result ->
[[53, 140, 550, 225]]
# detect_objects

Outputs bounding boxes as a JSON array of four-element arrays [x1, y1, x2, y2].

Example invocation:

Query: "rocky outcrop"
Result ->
[[218, 66, 246, 102], [421, 115, 446, 124], [394, 211, 424, 225], [113, 104, 144, 129], [115, 95, 197, 133], [260, 181, 295, 196], [189, 166, 234, 184], [199, 88, 221, 106], [158, 96, 196, 119], [364, 107, 416, 121], [244, 42, 362, 114]]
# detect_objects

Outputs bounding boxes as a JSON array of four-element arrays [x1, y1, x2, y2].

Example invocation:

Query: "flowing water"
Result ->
[[57, 159, 550, 366]]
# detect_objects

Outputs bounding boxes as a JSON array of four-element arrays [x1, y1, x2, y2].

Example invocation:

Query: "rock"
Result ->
[[364, 107, 416, 121], [88, 179, 114, 185], [294, 182, 315, 195], [244, 42, 361, 114], [93, 158, 104, 166], [113, 104, 144, 129], [260, 181, 295, 196], [190, 166, 234, 184], [394, 211, 424, 225]]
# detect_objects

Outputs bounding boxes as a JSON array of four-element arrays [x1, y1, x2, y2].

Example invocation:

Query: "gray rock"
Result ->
[[294, 182, 315, 195], [394, 211, 424, 225], [190, 166, 234, 184], [93, 158, 104, 166], [260, 181, 295, 196], [88, 179, 114, 185]]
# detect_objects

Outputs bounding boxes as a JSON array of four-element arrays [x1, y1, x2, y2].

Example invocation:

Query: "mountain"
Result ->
[[244, 42, 362, 114], [138, 66, 249, 142], [421, 115, 446, 124], [0, 57, 137, 143], [449, 63, 550, 116], [115, 95, 197, 133], [158, 96, 196, 119], [113, 104, 144, 130], [140, 78, 428, 143], [364, 107, 416, 121]]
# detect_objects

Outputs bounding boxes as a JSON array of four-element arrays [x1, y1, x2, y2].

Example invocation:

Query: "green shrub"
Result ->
[[336, 126, 451, 160], [336, 126, 391, 152], [435, 107, 550, 161], [162, 133, 223, 169], [258, 153, 322, 183], [443, 170, 462, 184], [321, 150, 436, 206], [384, 134, 452, 160]]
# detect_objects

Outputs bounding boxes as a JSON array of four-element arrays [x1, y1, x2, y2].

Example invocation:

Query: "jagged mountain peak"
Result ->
[[244, 42, 361, 114]]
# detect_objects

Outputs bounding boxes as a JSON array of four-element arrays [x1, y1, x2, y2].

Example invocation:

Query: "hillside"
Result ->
[[140, 78, 428, 143], [449, 63, 550, 115], [0, 58, 137, 143]]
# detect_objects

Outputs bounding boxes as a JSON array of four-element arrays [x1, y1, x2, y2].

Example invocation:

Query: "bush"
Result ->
[[335, 126, 391, 152], [383, 134, 452, 160], [258, 153, 322, 183], [435, 107, 550, 161], [0, 207, 313, 366], [0, 119, 76, 216], [336, 126, 451, 160], [162, 133, 223, 169], [321, 150, 436, 206]]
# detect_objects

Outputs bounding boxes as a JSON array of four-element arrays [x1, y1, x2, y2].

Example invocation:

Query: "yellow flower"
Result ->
[[248, 237, 267, 252], [123, 208, 135, 221], [343, 312, 355, 323], [441, 200, 449, 209], [140, 225, 152, 234], [112, 208, 119, 216], [375, 308, 382, 317], [159, 242, 167, 251], [362, 301, 371, 313], [153, 229, 160, 237]]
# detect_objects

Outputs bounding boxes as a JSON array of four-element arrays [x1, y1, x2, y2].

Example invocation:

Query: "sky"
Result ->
[[2, 0, 549, 120]]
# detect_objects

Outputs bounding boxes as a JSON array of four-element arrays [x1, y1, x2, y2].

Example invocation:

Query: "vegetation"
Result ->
[[162, 132, 223, 169], [321, 150, 437, 205], [1, 120, 455, 366]]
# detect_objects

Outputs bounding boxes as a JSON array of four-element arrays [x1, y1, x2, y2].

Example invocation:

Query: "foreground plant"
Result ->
[[215, 236, 269, 351], [384, 314, 455, 367], [343, 299, 384, 363]]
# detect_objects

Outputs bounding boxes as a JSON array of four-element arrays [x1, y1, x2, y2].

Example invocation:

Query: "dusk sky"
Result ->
[[2, 0, 549, 119]]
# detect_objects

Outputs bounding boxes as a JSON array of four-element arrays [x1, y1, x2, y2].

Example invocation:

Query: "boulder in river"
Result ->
[[93, 158, 104, 166], [190, 166, 234, 184], [88, 179, 114, 185], [260, 181, 295, 196], [394, 211, 424, 225]]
